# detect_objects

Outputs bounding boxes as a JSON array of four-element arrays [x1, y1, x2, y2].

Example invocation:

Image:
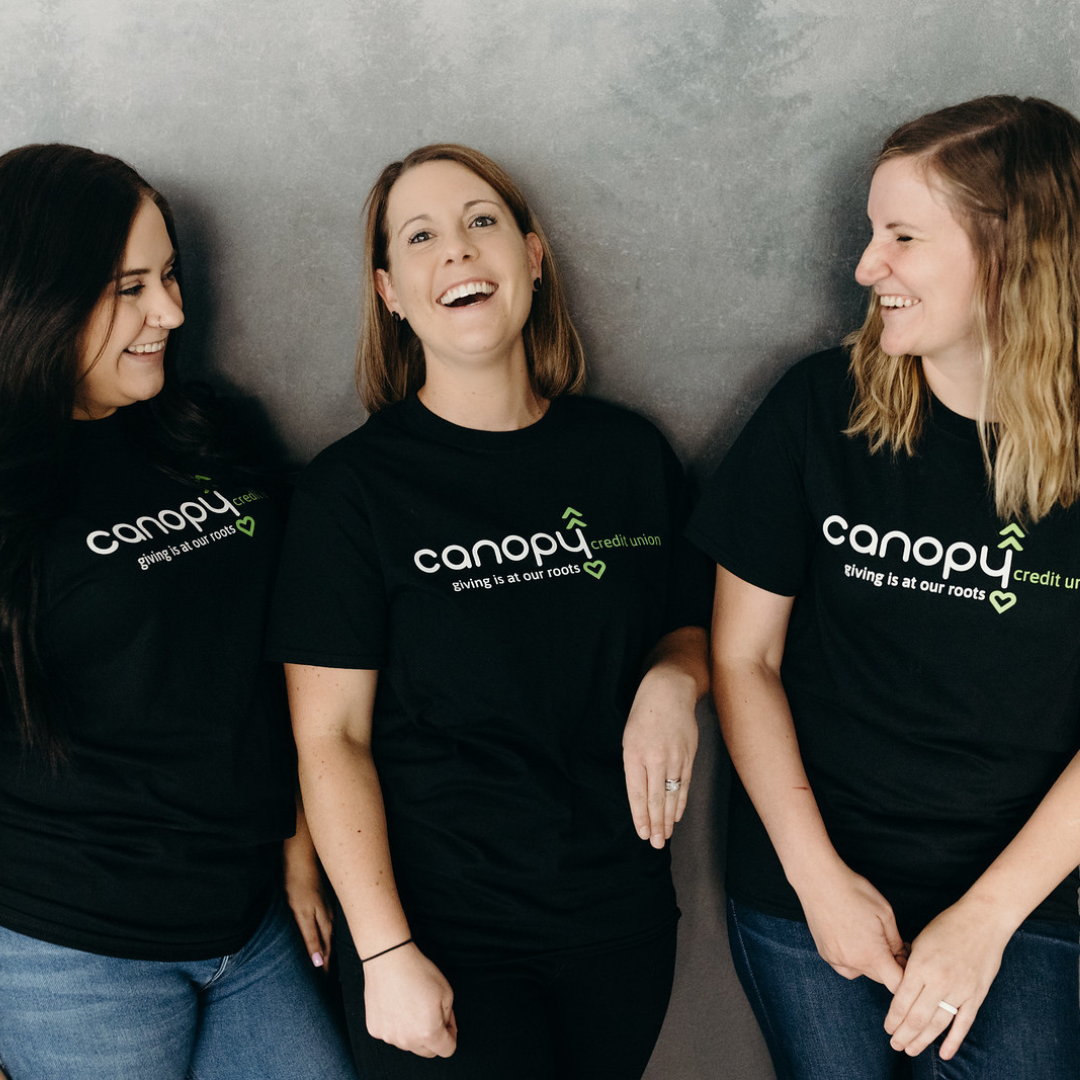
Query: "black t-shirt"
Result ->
[[688, 348, 1080, 938], [0, 411, 296, 960], [267, 393, 711, 961]]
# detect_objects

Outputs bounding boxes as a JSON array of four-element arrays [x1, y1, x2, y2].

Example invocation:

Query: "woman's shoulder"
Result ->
[[769, 346, 851, 400], [289, 401, 433, 508], [300, 402, 406, 466], [741, 347, 855, 436]]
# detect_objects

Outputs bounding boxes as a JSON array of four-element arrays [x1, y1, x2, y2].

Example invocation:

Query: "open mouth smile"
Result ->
[[126, 339, 168, 355], [437, 281, 496, 308], [878, 295, 920, 309]]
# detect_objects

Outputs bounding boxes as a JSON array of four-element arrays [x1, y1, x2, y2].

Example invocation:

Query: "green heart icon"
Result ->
[[583, 560, 606, 580], [989, 590, 1016, 614], [236, 516, 256, 537]]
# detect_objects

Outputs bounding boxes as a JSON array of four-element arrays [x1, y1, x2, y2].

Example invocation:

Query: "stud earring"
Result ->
[[391, 311, 402, 324], [532, 278, 541, 293]]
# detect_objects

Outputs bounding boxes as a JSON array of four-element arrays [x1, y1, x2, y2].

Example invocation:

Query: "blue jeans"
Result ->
[[0, 889, 359, 1080], [727, 896, 1080, 1080]]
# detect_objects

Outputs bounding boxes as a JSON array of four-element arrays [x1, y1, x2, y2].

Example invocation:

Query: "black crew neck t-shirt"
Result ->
[[268, 394, 711, 960], [689, 348, 1080, 937], [0, 413, 295, 960]]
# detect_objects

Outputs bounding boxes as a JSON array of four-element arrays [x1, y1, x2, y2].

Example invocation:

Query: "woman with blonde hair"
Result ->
[[690, 96, 1080, 1078], [268, 144, 710, 1078]]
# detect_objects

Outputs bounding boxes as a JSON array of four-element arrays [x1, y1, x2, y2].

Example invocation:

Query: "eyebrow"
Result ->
[[396, 199, 500, 238], [866, 215, 923, 231], [118, 252, 178, 278]]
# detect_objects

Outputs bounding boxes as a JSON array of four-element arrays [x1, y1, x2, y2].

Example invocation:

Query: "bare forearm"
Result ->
[[960, 747, 1080, 934], [285, 664, 456, 1056], [711, 565, 906, 986], [715, 652, 906, 984], [285, 664, 411, 957], [711, 567, 841, 888], [642, 625, 710, 702], [713, 658, 842, 892], [297, 732, 410, 956]]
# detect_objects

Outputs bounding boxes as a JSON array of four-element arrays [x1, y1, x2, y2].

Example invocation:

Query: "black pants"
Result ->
[[335, 918, 677, 1080]]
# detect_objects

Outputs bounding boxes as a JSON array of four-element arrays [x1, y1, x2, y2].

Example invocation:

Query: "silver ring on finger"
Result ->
[[937, 1000, 959, 1016], [664, 778, 682, 793]]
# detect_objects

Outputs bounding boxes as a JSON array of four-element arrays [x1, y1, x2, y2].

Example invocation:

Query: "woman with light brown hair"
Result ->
[[690, 96, 1080, 1078], [268, 144, 711, 1078]]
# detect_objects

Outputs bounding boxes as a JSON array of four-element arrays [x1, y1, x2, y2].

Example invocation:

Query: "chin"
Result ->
[[878, 333, 912, 358], [133, 377, 167, 402]]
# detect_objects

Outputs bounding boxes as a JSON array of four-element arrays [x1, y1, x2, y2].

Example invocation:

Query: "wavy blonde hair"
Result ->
[[846, 96, 1080, 522], [357, 143, 585, 413]]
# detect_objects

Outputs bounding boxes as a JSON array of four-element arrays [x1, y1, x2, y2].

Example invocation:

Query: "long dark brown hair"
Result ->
[[0, 144, 218, 763]]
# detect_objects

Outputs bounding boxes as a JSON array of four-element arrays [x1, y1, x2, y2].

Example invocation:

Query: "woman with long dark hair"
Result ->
[[268, 144, 710, 1078], [0, 144, 357, 1080], [691, 96, 1080, 1078]]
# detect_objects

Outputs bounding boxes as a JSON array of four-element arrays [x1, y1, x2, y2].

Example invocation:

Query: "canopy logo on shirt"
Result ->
[[822, 513, 1026, 614], [84, 482, 267, 566], [86, 490, 241, 555], [413, 506, 593, 579], [413, 505, 662, 592]]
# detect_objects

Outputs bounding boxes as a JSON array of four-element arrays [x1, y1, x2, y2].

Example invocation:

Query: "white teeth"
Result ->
[[437, 281, 496, 305], [878, 295, 920, 308], [127, 339, 167, 355]]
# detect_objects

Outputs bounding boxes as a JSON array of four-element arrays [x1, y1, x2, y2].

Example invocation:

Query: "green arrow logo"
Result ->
[[998, 523, 1025, 552], [562, 506, 586, 530]]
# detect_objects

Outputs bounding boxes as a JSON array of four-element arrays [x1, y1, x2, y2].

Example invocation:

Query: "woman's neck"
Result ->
[[921, 353, 988, 421], [418, 349, 548, 431]]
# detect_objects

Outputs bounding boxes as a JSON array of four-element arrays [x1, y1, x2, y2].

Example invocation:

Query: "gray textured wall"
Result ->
[[3, 2, 1077, 1076]]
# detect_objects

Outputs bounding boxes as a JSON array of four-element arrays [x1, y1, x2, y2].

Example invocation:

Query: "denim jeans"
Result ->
[[727, 896, 1080, 1080], [0, 889, 359, 1080]]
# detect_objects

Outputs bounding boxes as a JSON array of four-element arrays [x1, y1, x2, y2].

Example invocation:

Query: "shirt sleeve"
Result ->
[[686, 361, 816, 598], [266, 448, 388, 669]]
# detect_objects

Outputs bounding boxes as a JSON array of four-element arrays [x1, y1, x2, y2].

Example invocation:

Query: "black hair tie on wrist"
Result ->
[[360, 937, 414, 964]]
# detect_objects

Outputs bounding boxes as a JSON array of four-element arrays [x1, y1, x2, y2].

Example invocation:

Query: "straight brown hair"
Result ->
[[357, 144, 586, 413]]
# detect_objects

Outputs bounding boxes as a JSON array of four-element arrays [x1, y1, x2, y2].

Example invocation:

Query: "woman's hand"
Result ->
[[884, 897, 1012, 1059], [623, 627, 708, 848], [283, 817, 334, 970], [799, 863, 908, 991], [884, 748, 1080, 1059], [363, 944, 458, 1058]]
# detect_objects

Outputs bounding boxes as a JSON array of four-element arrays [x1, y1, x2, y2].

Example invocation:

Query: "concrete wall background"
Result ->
[[3, 2, 1077, 1076]]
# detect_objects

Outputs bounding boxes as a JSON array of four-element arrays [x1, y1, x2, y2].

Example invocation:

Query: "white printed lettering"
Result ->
[[414, 549, 440, 573], [86, 530, 119, 555], [823, 515, 848, 545]]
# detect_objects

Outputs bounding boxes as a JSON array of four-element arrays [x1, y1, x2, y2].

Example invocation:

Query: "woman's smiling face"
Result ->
[[74, 198, 183, 419], [855, 155, 980, 374], [375, 159, 542, 374]]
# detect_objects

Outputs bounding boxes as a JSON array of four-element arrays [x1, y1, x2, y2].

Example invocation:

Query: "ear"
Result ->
[[374, 268, 400, 316], [525, 233, 543, 282]]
